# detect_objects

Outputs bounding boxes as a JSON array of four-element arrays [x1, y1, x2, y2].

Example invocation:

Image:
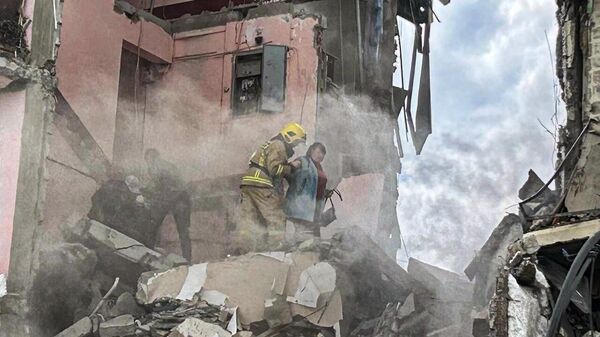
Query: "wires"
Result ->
[[519, 119, 592, 219], [546, 232, 600, 337]]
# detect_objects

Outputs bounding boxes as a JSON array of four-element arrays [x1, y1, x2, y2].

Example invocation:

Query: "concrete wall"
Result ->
[[42, 0, 174, 239], [56, 0, 173, 161], [560, 0, 600, 211], [0, 90, 26, 275]]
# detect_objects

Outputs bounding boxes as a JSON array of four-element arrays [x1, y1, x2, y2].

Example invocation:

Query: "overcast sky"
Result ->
[[394, 0, 565, 273]]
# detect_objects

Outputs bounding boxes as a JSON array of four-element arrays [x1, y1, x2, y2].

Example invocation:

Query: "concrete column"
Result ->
[[1, 0, 60, 335]]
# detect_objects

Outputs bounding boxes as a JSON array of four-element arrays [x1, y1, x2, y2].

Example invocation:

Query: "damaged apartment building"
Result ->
[[463, 0, 600, 337], [0, 0, 456, 337]]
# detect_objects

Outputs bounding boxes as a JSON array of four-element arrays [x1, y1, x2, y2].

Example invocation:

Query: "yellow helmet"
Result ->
[[280, 122, 307, 145]]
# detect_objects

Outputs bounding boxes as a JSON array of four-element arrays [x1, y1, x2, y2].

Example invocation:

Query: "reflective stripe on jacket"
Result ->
[[241, 139, 292, 188]]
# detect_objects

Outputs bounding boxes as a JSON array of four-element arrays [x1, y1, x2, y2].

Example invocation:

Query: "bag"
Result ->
[[319, 189, 342, 227]]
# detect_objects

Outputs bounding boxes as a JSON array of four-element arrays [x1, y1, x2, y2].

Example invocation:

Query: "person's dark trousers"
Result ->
[[151, 191, 192, 261]]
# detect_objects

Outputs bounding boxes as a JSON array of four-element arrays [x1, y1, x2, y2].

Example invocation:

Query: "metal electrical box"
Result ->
[[260, 45, 287, 113]]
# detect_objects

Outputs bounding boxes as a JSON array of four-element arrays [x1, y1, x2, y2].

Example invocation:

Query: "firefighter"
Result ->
[[235, 122, 307, 253]]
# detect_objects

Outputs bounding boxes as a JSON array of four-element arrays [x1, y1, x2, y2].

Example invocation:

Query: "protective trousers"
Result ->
[[150, 191, 192, 261], [235, 186, 286, 254]]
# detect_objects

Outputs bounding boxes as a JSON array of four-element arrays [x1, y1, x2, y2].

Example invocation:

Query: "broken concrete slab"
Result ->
[[168, 317, 231, 337], [136, 265, 191, 305], [134, 227, 419, 336], [54, 317, 92, 337], [98, 314, 135, 337], [407, 257, 473, 302], [287, 262, 336, 308], [397, 293, 415, 319], [507, 273, 549, 337], [63, 218, 187, 286], [521, 218, 600, 253], [518, 169, 551, 201], [136, 253, 304, 325], [465, 214, 523, 309]]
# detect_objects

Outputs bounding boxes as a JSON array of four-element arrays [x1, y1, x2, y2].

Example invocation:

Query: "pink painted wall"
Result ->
[[0, 90, 26, 275], [144, 15, 319, 182], [56, 0, 173, 160], [40, 0, 174, 239]]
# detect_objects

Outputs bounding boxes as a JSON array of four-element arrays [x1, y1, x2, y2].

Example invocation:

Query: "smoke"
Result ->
[[395, 0, 564, 272]]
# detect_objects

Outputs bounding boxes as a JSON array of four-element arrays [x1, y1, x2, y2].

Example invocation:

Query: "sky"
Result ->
[[394, 0, 565, 273]]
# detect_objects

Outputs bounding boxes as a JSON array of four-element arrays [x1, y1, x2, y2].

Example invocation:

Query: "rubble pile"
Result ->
[[51, 220, 475, 337], [467, 166, 600, 337]]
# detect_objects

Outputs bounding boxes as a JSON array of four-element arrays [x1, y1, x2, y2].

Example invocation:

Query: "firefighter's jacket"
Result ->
[[241, 138, 293, 189]]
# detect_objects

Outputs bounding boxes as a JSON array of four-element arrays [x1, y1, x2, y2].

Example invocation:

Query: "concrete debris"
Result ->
[[510, 257, 537, 286], [0, 55, 55, 90], [287, 262, 336, 308], [54, 317, 93, 337], [360, 258, 474, 337], [407, 257, 473, 302], [49, 226, 475, 337], [110, 292, 145, 318], [518, 169, 551, 201], [583, 332, 600, 337], [469, 190, 600, 336], [63, 218, 187, 286], [464, 214, 523, 309], [506, 271, 550, 337], [142, 297, 233, 336], [99, 315, 136, 337], [233, 332, 252, 337], [168, 317, 231, 337], [396, 293, 415, 319], [520, 218, 600, 254]]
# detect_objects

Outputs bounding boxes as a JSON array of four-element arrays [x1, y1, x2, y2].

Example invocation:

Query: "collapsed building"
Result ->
[[0, 0, 462, 336], [464, 0, 600, 336]]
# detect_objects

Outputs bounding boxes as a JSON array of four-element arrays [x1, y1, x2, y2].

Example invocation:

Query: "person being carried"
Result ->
[[143, 148, 192, 261], [285, 142, 330, 243], [235, 122, 307, 253]]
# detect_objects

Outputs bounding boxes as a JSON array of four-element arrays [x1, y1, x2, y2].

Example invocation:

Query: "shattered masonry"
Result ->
[[464, 1, 600, 337]]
